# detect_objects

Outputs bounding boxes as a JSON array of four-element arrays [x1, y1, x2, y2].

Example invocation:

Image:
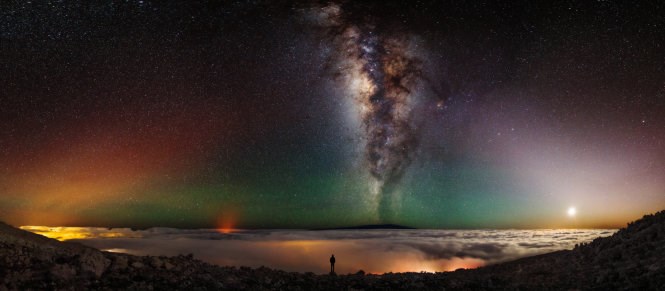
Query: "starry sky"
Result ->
[[2, 1, 665, 229]]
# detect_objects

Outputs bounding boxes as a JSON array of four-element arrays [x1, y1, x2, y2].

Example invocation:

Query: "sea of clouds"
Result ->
[[59, 228, 614, 274]]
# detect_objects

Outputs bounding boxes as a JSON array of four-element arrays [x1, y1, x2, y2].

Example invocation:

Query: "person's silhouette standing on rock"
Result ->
[[329, 254, 336, 273]]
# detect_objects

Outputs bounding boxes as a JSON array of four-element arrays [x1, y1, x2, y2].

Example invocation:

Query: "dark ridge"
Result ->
[[312, 224, 416, 230]]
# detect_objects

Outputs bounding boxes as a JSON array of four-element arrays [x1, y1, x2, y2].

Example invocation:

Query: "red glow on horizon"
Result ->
[[216, 210, 237, 234], [217, 224, 236, 234]]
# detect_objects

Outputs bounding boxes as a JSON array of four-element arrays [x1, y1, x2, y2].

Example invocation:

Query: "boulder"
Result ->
[[49, 264, 77, 280], [110, 255, 129, 270], [131, 261, 144, 269], [78, 249, 110, 278], [150, 257, 163, 268]]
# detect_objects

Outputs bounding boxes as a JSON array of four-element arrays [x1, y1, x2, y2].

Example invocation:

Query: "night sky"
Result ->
[[2, 1, 665, 229]]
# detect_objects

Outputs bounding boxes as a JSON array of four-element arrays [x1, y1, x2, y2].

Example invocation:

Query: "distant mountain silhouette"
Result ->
[[1, 210, 664, 289], [313, 224, 416, 230]]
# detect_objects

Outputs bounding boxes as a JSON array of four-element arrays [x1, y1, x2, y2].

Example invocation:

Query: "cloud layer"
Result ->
[[27, 228, 614, 274]]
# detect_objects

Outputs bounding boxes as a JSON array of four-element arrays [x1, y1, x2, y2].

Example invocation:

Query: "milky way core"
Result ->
[[314, 4, 424, 221]]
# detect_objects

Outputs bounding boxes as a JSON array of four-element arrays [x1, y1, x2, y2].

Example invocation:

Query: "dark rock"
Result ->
[[149, 257, 163, 269], [49, 264, 76, 280], [163, 261, 174, 270], [131, 261, 144, 269], [110, 255, 129, 270]]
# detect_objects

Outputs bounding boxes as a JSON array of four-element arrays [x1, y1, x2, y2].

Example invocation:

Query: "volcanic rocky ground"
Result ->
[[2, 211, 665, 290]]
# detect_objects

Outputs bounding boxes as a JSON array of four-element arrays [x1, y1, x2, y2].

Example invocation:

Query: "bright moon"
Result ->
[[567, 207, 577, 217]]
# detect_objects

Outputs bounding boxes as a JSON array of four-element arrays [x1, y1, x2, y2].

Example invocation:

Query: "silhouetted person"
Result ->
[[329, 254, 336, 273]]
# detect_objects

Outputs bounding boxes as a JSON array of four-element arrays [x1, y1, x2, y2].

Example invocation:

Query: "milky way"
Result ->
[[2, 1, 664, 229], [312, 4, 425, 221]]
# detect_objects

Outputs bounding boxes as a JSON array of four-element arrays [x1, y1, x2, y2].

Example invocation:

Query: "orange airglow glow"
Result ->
[[216, 212, 237, 234]]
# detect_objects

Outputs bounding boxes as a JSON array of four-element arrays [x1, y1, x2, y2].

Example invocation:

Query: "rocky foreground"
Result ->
[[2, 211, 665, 290]]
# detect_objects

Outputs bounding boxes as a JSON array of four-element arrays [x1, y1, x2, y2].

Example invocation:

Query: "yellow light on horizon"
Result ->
[[567, 207, 577, 217], [19, 226, 131, 241]]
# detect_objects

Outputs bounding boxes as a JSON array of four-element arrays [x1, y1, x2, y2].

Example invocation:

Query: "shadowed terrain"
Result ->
[[1, 210, 665, 290]]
